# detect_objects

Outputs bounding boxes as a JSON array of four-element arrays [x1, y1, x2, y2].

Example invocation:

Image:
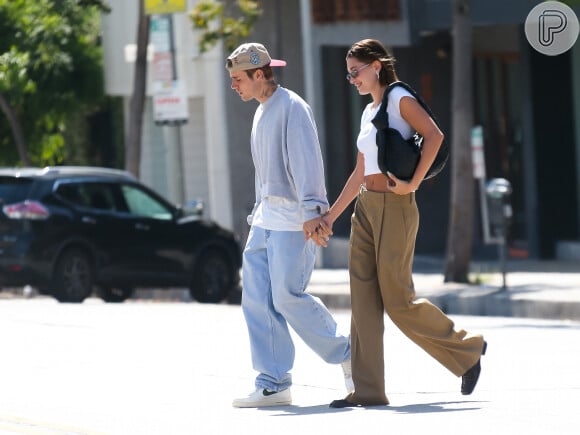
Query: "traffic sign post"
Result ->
[[146, 2, 188, 204]]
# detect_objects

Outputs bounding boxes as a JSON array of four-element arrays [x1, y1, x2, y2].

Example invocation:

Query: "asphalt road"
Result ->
[[0, 298, 578, 435]]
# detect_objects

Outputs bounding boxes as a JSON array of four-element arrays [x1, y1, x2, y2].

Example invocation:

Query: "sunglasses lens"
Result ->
[[347, 63, 369, 81]]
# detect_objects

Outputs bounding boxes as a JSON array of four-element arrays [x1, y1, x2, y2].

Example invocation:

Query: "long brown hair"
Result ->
[[346, 39, 398, 86]]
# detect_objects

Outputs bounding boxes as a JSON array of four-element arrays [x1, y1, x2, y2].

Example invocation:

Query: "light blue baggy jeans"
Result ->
[[242, 226, 351, 392]]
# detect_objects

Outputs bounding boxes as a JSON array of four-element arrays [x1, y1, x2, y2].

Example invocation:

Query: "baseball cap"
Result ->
[[226, 42, 287, 72]]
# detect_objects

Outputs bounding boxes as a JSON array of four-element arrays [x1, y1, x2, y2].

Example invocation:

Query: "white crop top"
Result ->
[[357, 86, 416, 175]]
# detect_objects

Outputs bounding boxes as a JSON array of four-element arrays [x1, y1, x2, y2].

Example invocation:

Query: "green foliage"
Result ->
[[189, 0, 262, 53], [0, 0, 110, 166]]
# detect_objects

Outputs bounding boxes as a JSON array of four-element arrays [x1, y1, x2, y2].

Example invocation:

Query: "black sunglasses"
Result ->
[[346, 63, 371, 81]]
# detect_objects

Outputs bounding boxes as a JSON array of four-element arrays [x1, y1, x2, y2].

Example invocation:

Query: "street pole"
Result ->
[[163, 14, 185, 205], [150, 12, 187, 205]]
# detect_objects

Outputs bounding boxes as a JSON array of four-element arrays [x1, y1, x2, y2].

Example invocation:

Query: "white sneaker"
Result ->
[[342, 359, 354, 393], [232, 388, 292, 408]]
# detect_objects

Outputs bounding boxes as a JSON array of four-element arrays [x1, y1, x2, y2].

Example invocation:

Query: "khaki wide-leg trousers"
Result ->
[[346, 188, 484, 406]]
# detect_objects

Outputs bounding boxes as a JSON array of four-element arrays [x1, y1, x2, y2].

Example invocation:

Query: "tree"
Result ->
[[0, 70, 30, 164], [189, 0, 262, 53], [444, 0, 474, 283], [125, 0, 150, 177], [0, 0, 110, 166]]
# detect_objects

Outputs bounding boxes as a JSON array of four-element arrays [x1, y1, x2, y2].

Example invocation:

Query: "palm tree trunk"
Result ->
[[125, 0, 150, 177], [0, 92, 31, 166], [444, 0, 474, 283]]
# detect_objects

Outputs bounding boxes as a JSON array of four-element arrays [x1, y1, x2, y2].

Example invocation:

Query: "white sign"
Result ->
[[153, 80, 189, 124], [471, 125, 486, 179]]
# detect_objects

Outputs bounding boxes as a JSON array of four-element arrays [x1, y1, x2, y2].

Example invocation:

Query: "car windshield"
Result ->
[[0, 177, 34, 204]]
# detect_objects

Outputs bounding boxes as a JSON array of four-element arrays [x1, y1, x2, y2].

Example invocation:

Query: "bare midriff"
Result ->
[[363, 173, 394, 192]]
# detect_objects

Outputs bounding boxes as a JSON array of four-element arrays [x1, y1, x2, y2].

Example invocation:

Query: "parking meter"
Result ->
[[485, 178, 512, 290], [486, 178, 512, 239]]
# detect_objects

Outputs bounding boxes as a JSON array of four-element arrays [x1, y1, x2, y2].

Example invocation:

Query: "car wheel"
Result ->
[[52, 248, 93, 303], [190, 249, 231, 303], [97, 286, 134, 303]]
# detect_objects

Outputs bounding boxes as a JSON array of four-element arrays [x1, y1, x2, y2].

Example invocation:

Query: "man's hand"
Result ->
[[303, 217, 332, 247]]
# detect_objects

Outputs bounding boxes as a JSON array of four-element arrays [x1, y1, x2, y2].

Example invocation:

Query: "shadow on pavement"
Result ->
[[265, 400, 487, 416]]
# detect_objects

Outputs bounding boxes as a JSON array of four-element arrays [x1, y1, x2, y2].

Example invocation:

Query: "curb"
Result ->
[[309, 283, 580, 321], [430, 287, 580, 320]]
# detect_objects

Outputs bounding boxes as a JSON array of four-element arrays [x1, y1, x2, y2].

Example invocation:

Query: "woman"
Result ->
[[320, 39, 487, 408]]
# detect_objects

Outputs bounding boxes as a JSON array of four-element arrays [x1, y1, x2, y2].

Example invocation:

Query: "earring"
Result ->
[[376, 70, 380, 79]]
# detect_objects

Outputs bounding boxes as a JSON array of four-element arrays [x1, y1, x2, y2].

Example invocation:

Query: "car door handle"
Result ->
[[81, 216, 96, 224], [135, 223, 150, 231]]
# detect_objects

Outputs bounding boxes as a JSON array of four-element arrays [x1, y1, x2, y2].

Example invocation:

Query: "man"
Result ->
[[226, 42, 352, 408]]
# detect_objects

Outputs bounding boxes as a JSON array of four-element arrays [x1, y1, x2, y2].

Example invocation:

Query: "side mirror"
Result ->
[[182, 199, 204, 217]]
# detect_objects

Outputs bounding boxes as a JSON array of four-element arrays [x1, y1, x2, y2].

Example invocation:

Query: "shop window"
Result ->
[[312, 0, 401, 23]]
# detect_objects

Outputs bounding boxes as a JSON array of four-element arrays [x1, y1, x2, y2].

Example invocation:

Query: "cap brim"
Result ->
[[269, 59, 287, 67]]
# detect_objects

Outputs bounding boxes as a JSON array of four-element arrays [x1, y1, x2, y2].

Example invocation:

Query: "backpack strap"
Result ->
[[372, 81, 442, 131], [371, 83, 394, 130]]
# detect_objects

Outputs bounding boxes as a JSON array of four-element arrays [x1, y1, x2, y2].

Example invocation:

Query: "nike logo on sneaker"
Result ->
[[233, 388, 292, 407]]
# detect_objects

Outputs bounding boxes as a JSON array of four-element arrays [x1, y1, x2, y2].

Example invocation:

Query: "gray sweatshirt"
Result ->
[[248, 86, 329, 226]]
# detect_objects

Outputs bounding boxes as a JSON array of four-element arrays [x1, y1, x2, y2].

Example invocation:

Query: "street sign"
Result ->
[[151, 52, 173, 81], [145, 0, 187, 15], [150, 15, 171, 52], [150, 15, 174, 81], [471, 125, 485, 179], [153, 80, 189, 124]]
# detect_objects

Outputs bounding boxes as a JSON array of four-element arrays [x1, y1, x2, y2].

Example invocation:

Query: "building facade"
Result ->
[[101, 0, 580, 265]]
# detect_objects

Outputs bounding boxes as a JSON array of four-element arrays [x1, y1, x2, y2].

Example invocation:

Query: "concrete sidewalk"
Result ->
[[3, 257, 578, 321], [308, 257, 580, 321]]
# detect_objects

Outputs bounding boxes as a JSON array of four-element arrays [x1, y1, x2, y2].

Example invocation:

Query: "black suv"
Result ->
[[0, 167, 241, 303]]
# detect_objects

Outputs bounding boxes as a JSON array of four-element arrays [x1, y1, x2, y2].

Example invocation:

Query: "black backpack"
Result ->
[[371, 81, 449, 181]]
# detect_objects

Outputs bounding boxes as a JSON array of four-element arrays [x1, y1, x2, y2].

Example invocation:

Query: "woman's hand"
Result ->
[[386, 171, 418, 195], [320, 214, 334, 236]]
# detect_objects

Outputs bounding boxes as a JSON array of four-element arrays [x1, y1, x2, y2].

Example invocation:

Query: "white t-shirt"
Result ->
[[252, 196, 303, 231], [357, 86, 416, 176]]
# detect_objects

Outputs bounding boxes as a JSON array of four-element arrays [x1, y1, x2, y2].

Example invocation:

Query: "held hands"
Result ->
[[386, 171, 418, 195], [303, 215, 334, 248]]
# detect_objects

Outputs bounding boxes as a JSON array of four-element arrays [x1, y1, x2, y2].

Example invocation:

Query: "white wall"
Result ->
[[101, 1, 136, 97], [101, 1, 233, 230]]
